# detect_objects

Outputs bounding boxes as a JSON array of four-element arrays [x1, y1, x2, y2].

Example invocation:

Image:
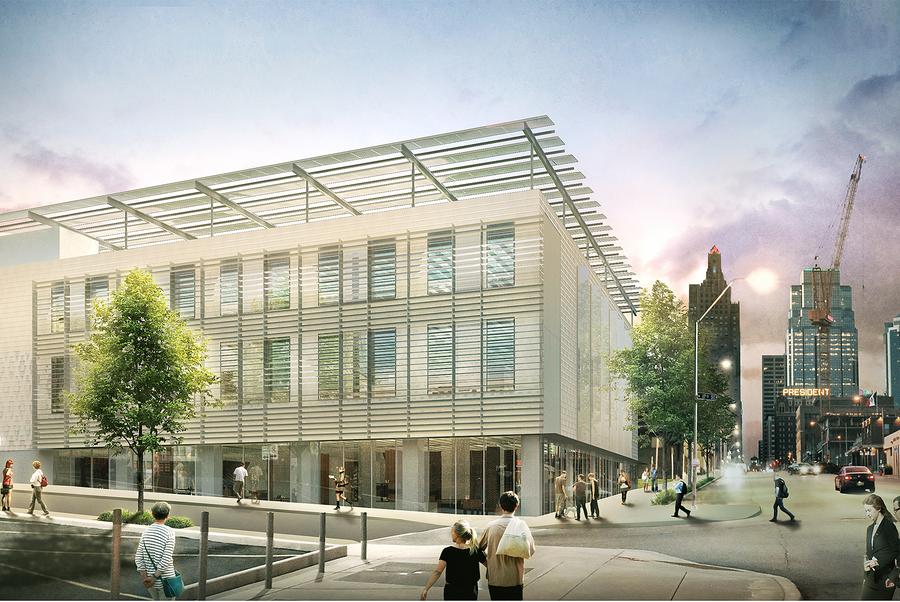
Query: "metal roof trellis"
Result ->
[[399, 144, 459, 203], [106, 196, 196, 240], [194, 181, 275, 229], [26, 211, 123, 251], [290, 164, 361, 216]]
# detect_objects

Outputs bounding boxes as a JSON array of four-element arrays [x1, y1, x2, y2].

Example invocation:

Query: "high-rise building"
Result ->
[[886, 314, 900, 398], [761, 355, 786, 462], [786, 268, 858, 396], [689, 246, 742, 453], [0, 117, 642, 516]]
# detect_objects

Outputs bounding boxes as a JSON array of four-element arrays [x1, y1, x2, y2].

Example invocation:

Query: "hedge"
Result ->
[[97, 508, 194, 529]]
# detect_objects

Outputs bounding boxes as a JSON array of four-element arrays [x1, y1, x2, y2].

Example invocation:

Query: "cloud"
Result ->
[[14, 142, 137, 194], [839, 66, 900, 112]]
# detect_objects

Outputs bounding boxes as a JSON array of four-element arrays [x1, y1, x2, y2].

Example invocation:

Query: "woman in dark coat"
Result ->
[[861, 494, 899, 600]]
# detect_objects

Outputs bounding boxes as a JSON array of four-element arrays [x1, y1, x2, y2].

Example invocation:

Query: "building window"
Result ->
[[485, 224, 515, 289], [242, 340, 263, 403], [369, 328, 396, 397], [368, 242, 396, 301], [170, 267, 196, 320], [264, 337, 291, 402], [50, 282, 65, 333], [318, 334, 340, 399], [220, 261, 239, 316], [318, 249, 341, 306], [51, 356, 65, 413], [427, 232, 454, 295], [344, 331, 368, 399], [265, 256, 291, 311], [427, 324, 454, 394], [220, 342, 238, 403], [85, 277, 109, 329], [484, 318, 515, 391]]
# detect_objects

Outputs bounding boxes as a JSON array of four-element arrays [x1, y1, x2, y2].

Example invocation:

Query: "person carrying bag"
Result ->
[[135, 502, 182, 600]]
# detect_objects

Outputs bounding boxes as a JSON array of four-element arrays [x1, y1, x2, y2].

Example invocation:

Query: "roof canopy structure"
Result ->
[[0, 116, 640, 314]]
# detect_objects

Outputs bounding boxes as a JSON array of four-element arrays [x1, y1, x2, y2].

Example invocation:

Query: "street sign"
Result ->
[[651, 437, 663, 449], [691, 459, 700, 467], [696, 393, 716, 401], [262, 445, 278, 461]]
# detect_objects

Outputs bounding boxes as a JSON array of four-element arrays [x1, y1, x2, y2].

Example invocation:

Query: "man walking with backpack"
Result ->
[[672, 474, 690, 518], [771, 472, 795, 522]]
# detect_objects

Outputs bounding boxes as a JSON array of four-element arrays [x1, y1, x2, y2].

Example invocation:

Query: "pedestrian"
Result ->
[[135, 501, 181, 601], [572, 474, 588, 521], [232, 461, 248, 504], [420, 520, 485, 600], [26, 460, 49, 516], [651, 465, 659, 492], [861, 494, 898, 600], [641, 468, 650, 492], [769, 472, 795, 522], [479, 491, 535, 600], [617, 470, 631, 505], [672, 474, 691, 518], [2, 459, 13, 512], [247, 462, 263, 504], [587, 472, 600, 519], [333, 466, 352, 511], [553, 470, 568, 519]]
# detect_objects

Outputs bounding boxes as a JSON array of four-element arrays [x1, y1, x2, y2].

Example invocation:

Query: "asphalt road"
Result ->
[[530, 470, 895, 600], [0, 517, 306, 600]]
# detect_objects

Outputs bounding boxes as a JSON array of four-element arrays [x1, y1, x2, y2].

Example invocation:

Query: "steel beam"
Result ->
[[523, 124, 638, 316], [106, 197, 196, 240], [291, 164, 360, 216], [194, 181, 274, 229], [27, 211, 123, 251], [399, 145, 459, 203]]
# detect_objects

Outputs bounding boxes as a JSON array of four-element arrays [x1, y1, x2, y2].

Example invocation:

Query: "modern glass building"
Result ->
[[886, 314, 900, 398], [786, 268, 859, 397], [0, 117, 640, 516], [761, 354, 786, 463]]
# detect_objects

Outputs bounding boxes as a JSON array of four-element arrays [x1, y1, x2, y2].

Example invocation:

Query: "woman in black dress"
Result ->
[[862, 494, 899, 600], [420, 520, 485, 600]]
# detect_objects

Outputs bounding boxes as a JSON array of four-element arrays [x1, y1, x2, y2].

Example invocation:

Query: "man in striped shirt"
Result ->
[[135, 502, 177, 600]]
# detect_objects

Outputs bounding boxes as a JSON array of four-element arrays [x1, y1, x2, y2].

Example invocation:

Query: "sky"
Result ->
[[1, 0, 899, 455]]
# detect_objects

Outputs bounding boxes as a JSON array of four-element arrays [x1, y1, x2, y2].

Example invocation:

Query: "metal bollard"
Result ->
[[265, 512, 274, 589], [318, 512, 326, 573], [110, 508, 122, 599], [361, 512, 367, 561], [198, 511, 209, 600]]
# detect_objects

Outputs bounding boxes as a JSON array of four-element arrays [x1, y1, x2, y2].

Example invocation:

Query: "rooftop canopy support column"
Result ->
[[523, 124, 637, 317], [194, 181, 275, 229], [106, 196, 196, 240], [27, 211, 123, 251], [399, 145, 458, 203], [291, 164, 360, 216]]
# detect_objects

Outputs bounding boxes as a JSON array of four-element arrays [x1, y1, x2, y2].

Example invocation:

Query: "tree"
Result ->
[[69, 269, 217, 511], [609, 280, 732, 474]]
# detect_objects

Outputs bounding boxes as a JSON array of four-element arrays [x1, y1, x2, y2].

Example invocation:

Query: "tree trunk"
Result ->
[[136, 449, 145, 513]]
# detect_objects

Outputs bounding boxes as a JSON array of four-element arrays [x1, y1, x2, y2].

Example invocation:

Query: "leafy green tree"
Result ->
[[69, 269, 217, 511], [609, 280, 732, 472]]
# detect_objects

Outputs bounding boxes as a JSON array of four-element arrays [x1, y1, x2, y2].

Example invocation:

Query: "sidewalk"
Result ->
[[211, 542, 801, 601]]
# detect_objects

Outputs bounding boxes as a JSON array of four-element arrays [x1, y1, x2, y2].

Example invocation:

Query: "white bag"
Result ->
[[495, 517, 534, 559]]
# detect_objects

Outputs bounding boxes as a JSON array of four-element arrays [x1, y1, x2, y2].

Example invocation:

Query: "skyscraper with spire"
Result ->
[[689, 246, 742, 455]]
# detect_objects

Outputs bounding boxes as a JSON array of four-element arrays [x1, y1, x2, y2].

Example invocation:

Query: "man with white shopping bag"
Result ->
[[479, 491, 536, 600]]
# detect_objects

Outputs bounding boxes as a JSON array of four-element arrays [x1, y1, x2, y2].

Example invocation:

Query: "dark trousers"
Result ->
[[620, 488, 628, 503], [773, 497, 794, 520], [444, 585, 478, 600], [673, 493, 690, 516], [589, 498, 600, 517], [651, 478, 658, 492], [575, 496, 588, 520], [861, 584, 895, 600], [489, 585, 523, 600]]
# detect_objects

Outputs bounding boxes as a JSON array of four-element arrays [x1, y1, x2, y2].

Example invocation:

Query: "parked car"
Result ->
[[786, 463, 801, 474], [835, 466, 876, 493], [797, 462, 818, 475]]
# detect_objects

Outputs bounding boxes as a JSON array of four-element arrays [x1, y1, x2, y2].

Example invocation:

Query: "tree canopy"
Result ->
[[69, 269, 217, 510], [609, 280, 735, 448]]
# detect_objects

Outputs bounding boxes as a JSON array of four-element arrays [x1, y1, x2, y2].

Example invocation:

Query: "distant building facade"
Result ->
[[761, 355, 786, 463], [886, 314, 900, 398], [689, 246, 741, 455], [786, 268, 859, 396]]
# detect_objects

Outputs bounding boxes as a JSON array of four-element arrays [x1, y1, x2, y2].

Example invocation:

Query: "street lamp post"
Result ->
[[693, 278, 742, 510]]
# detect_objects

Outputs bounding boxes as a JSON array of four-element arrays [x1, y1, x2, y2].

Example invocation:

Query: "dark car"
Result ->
[[835, 466, 875, 493], [817, 462, 840, 474]]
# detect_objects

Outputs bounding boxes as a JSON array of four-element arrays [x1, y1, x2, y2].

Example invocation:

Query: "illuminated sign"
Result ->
[[782, 387, 830, 397]]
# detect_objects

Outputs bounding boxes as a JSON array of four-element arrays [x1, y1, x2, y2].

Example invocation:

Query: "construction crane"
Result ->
[[809, 154, 865, 411]]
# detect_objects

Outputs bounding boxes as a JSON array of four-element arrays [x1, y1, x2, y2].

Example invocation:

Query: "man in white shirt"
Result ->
[[233, 462, 248, 504], [27, 460, 50, 516]]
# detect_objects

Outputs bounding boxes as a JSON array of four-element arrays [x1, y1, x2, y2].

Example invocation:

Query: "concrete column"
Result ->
[[519, 435, 542, 516], [112, 453, 135, 491], [400, 439, 428, 511], [196, 446, 223, 497], [297, 442, 320, 504]]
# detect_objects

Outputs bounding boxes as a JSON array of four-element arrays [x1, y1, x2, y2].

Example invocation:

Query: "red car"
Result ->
[[834, 466, 875, 493]]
